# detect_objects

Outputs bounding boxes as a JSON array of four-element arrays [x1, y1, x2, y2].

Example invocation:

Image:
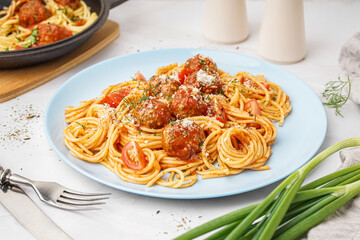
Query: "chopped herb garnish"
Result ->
[[110, 87, 123, 94], [75, 121, 86, 129], [164, 94, 172, 102], [4, 47, 9, 51], [57, 7, 68, 15], [198, 57, 206, 65], [143, 81, 161, 93], [137, 95, 149, 105], [123, 96, 137, 110], [131, 77, 141, 82], [218, 88, 225, 95], [153, 90, 161, 96], [230, 78, 238, 84], [22, 27, 38, 48], [124, 115, 131, 122], [114, 107, 121, 116], [70, 14, 77, 21]]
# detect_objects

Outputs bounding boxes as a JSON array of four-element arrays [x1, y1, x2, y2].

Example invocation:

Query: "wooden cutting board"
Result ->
[[0, 20, 120, 103]]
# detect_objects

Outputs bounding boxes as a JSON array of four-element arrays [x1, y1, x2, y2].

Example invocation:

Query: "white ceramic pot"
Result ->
[[257, 0, 306, 64], [202, 0, 249, 44]]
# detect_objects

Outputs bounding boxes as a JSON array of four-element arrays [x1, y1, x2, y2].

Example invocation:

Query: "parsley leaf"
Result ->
[[22, 27, 38, 48]]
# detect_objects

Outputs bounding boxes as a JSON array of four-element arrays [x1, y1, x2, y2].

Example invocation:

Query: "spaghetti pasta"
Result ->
[[63, 54, 292, 188], [0, 0, 97, 51]]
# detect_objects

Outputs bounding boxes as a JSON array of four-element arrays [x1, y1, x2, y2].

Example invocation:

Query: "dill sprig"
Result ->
[[123, 96, 137, 110], [137, 95, 149, 105], [322, 75, 351, 117]]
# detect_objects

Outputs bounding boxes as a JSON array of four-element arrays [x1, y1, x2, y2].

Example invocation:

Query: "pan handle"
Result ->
[[109, 0, 127, 9]]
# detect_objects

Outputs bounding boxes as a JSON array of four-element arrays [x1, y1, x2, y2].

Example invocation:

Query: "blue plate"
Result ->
[[44, 49, 327, 199]]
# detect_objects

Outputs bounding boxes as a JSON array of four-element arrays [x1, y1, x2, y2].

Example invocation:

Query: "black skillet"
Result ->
[[0, 0, 127, 69]]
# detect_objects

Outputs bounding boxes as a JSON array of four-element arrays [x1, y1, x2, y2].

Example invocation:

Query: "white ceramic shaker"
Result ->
[[202, 0, 249, 44], [257, 0, 306, 63]]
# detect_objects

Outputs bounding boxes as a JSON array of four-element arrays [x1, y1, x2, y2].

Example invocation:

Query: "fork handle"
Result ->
[[8, 174, 34, 187], [0, 166, 33, 188]]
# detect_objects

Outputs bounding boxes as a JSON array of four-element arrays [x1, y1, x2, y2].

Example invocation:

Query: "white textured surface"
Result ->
[[1, 1, 360, 239]]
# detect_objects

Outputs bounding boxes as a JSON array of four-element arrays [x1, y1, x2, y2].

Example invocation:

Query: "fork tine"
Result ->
[[61, 192, 110, 201], [57, 197, 107, 207], [52, 201, 101, 211], [63, 188, 111, 197]]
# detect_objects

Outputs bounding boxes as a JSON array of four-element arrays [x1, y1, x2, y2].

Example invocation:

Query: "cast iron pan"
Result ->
[[0, 0, 127, 69]]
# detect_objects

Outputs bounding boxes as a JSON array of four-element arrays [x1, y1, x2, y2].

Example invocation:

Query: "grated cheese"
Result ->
[[196, 69, 216, 86], [180, 119, 195, 128], [169, 72, 180, 82]]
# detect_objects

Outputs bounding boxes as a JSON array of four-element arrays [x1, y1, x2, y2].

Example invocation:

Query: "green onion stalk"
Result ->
[[174, 137, 360, 240]]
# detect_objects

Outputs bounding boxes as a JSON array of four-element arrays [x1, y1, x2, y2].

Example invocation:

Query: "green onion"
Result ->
[[175, 137, 360, 240]]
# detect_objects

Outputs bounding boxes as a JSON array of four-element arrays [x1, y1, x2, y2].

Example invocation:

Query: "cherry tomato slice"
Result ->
[[206, 99, 227, 123], [121, 141, 147, 171], [133, 71, 147, 82], [244, 99, 261, 129], [103, 86, 131, 108], [244, 99, 261, 116], [178, 68, 193, 84], [261, 81, 271, 91]]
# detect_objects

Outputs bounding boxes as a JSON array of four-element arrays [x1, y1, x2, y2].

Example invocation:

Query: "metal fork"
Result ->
[[0, 166, 110, 211]]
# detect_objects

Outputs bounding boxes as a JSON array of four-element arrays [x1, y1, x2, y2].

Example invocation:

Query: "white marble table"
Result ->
[[1, 1, 360, 239]]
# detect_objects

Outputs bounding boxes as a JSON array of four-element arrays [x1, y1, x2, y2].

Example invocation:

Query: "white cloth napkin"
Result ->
[[305, 147, 360, 240], [338, 32, 360, 104]]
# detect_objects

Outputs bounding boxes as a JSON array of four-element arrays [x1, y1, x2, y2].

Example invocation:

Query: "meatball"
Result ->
[[178, 54, 218, 83], [54, 0, 81, 10], [170, 85, 207, 119], [184, 54, 218, 74], [136, 99, 172, 129], [148, 75, 181, 100], [35, 23, 73, 46], [18, 0, 50, 27], [184, 69, 222, 94], [162, 119, 205, 160]]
